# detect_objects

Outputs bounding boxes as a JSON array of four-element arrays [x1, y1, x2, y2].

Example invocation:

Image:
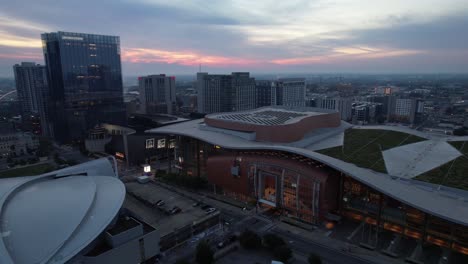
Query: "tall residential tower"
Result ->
[[197, 72, 256, 114], [13, 62, 49, 135], [139, 74, 176, 115]]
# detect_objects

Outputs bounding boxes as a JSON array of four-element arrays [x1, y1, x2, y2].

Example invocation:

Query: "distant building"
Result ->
[[0, 100, 20, 119], [139, 74, 176, 115], [314, 97, 353, 121], [86, 114, 189, 167], [276, 78, 306, 107], [256, 80, 277, 107], [0, 131, 38, 157], [196, 72, 256, 114], [13, 62, 49, 135], [41, 31, 126, 143], [352, 102, 383, 124], [177, 93, 197, 113], [375, 86, 400, 95]]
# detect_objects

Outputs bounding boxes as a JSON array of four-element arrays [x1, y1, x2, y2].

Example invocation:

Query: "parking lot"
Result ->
[[124, 181, 218, 237]]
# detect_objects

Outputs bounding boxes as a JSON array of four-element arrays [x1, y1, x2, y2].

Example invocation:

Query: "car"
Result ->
[[156, 200, 165, 206], [192, 202, 201, 207], [155, 199, 163, 205], [201, 204, 211, 210], [205, 208, 216, 214], [217, 242, 225, 249], [171, 207, 181, 214]]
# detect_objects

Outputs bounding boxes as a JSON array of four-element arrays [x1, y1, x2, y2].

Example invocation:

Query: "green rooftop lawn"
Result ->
[[415, 141, 468, 191], [317, 129, 426, 173], [0, 163, 56, 178]]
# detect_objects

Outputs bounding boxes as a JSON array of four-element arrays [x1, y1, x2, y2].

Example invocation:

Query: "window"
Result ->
[[157, 138, 166, 149], [145, 138, 155, 149]]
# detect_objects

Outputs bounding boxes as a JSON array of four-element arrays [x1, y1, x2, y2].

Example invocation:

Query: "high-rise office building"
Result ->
[[256, 80, 277, 107], [276, 78, 306, 107], [139, 74, 176, 115], [13, 62, 49, 135], [41, 31, 126, 143], [197, 72, 256, 114]]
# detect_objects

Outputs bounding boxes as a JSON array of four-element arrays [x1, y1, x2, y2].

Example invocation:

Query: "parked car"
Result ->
[[205, 208, 216, 214], [156, 200, 165, 207], [171, 206, 181, 214], [201, 204, 211, 210], [217, 242, 225, 249], [192, 202, 201, 207]]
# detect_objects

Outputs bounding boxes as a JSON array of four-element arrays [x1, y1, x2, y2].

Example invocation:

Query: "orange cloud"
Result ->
[[0, 52, 43, 60], [121, 47, 261, 66], [271, 47, 426, 65], [270, 56, 326, 65]]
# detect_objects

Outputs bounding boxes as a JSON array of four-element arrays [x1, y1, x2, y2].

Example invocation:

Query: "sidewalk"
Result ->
[[276, 221, 407, 264]]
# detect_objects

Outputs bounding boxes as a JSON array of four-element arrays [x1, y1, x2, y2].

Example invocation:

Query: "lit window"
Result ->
[[146, 138, 155, 149], [157, 139, 166, 149]]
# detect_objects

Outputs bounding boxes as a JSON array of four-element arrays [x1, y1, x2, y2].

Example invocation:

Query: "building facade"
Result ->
[[196, 72, 256, 114], [315, 97, 353, 121], [13, 62, 49, 135], [41, 31, 126, 143], [276, 78, 306, 107], [256, 80, 277, 107], [139, 74, 176, 115], [387, 97, 424, 124], [148, 107, 468, 257]]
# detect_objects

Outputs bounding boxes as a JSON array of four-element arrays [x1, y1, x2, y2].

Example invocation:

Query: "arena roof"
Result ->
[[147, 119, 468, 226], [205, 106, 341, 143], [207, 107, 331, 126], [0, 158, 125, 264]]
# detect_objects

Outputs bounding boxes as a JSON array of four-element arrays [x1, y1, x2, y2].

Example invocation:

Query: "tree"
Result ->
[[308, 253, 322, 264], [273, 245, 292, 263], [36, 137, 52, 157], [196, 240, 214, 264], [239, 230, 262, 250], [175, 259, 190, 264], [453, 128, 467, 136], [263, 234, 286, 251]]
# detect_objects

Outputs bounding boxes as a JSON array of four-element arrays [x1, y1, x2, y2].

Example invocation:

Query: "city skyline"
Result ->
[[1, 0, 468, 77]]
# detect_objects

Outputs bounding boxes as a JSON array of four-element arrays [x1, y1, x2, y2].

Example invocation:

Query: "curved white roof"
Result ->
[[147, 119, 468, 226], [0, 158, 125, 264]]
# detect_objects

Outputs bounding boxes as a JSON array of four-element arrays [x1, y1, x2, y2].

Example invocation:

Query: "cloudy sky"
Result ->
[[1, 0, 467, 77]]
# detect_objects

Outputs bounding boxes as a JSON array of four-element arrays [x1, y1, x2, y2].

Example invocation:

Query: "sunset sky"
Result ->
[[0, 0, 467, 77]]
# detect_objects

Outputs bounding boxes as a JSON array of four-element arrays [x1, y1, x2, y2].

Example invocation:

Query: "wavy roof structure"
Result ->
[[0, 158, 125, 264]]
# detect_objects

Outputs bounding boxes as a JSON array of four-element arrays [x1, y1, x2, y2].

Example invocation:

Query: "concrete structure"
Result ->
[[0, 158, 160, 264], [197, 72, 256, 114], [13, 62, 49, 135], [256, 80, 277, 107], [383, 140, 462, 179], [276, 78, 306, 107], [148, 106, 468, 256], [139, 74, 176, 115]]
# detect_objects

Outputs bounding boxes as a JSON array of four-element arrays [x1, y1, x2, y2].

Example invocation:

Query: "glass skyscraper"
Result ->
[[41, 31, 126, 143]]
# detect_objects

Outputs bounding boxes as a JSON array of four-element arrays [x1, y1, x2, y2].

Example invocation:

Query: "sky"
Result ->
[[0, 0, 467, 77]]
